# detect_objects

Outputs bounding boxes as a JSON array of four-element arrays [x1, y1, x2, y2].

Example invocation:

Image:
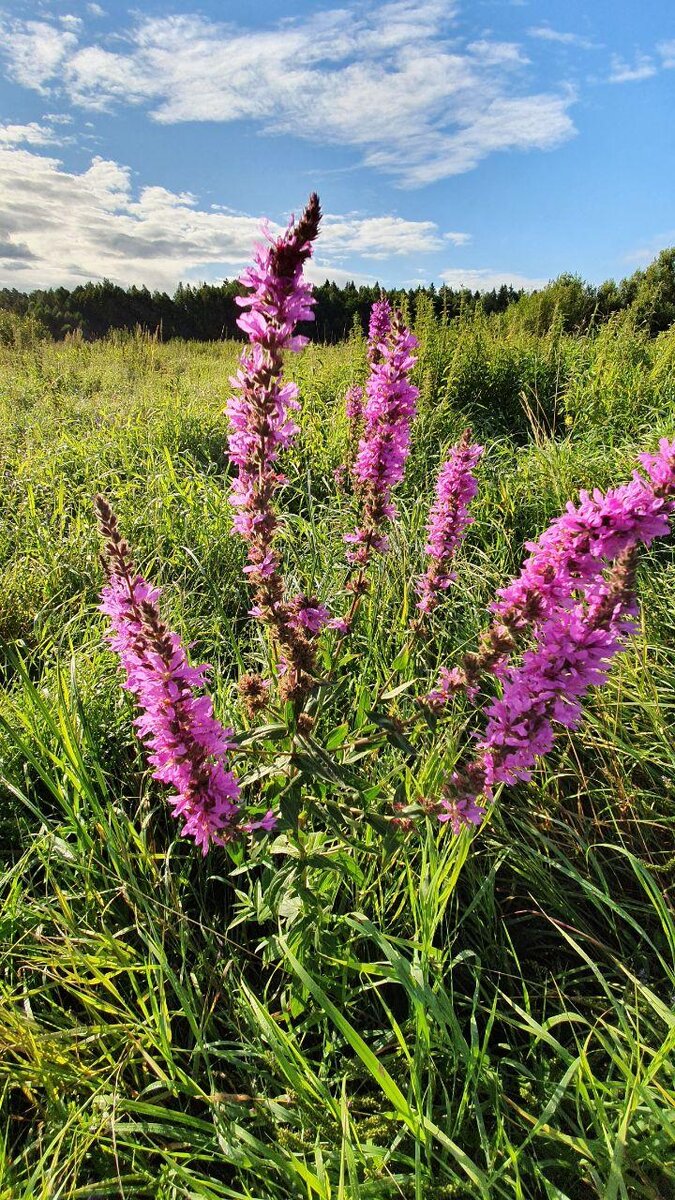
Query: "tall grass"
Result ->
[[1, 316, 674, 1198]]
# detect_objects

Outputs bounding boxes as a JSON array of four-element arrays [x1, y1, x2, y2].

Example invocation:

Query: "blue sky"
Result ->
[[0, 0, 672, 292]]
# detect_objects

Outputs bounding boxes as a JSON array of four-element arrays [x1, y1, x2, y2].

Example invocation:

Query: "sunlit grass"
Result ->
[[1, 318, 674, 1197]]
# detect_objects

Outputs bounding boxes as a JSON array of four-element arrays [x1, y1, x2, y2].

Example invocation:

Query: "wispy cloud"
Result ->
[[0, 3, 576, 187], [527, 26, 597, 51], [658, 40, 675, 69], [321, 214, 448, 258], [623, 232, 675, 267], [608, 52, 657, 84], [0, 144, 455, 288], [440, 267, 546, 291]]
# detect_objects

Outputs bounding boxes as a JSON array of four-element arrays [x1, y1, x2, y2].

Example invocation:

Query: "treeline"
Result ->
[[0, 278, 523, 343], [1, 247, 673, 343]]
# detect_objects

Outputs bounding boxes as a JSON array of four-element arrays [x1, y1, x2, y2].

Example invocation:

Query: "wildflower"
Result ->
[[422, 666, 468, 710], [328, 616, 351, 636], [367, 297, 393, 363], [339, 300, 391, 495], [289, 595, 331, 635], [416, 433, 483, 614], [337, 383, 365, 484], [238, 673, 271, 718], [430, 439, 675, 831], [345, 385, 364, 422], [493, 438, 675, 629], [225, 194, 325, 703], [479, 548, 638, 794], [347, 309, 419, 564], [437, 547, 639, 829], [226, 193, 321, 590], [437, 792, 486, 836], [95, 496, 271, 854]]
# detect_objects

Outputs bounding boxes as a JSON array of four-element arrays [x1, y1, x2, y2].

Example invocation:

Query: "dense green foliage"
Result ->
[[1, 307, 675, 1198], [0, 276, 522, 345], [1, 245, 674, 344]]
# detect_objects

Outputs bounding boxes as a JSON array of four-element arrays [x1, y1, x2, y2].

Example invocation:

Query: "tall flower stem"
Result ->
[[226, 194, 325, 703]]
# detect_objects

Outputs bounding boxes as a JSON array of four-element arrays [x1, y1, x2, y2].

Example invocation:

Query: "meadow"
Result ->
[[1, 300, 675, 1199]]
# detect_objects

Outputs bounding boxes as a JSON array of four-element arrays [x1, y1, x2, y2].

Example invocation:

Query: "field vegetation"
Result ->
[[1, 290, 675, 1198]]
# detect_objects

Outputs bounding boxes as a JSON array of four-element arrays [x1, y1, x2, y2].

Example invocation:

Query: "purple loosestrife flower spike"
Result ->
[[345, 385, 364, 423], [346, 308, 419, 565], [432, 436, 675, 701], [476, 549, 638, 799], [95, 496, 273, 854], [433, 437, 675, 832], [436, 550, 639, 834], [226, 194, 326, 703], [417, 433, 483, 614], [227, 193, 321, 581], [337, 301, 390, 494], [367, 297, 392, 363], [423, 666, 468, 710], [493, 437, 675, 629]]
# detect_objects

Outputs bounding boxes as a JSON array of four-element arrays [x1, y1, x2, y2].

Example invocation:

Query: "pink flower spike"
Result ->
[[243, 810, 278, 833], [100, 569, 243, 854], [225, 195, 321, 590], [367, 298, 392, 362], [417, 435, 483, 615], [94, 495, 276, 855], [289, 595, 331, 635], [345, 385, 364, 421], [348, 306, 419, 566], [493, 444, 675, 630]]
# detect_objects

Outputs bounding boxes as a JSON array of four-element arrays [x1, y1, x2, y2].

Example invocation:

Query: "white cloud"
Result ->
[[527, 26, 596, 50], [440, 267, 546, 291], [0, 3, 576, 188], [0, 19, 78, 91], [373, 91, 575, 186], [307, 262, 376, 287], [658, 40, 675, 69], [321, 214, 446, 258], [0, 121, 58, 147], [609, 53, 657, 83], [0, 145, 451, 289]]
